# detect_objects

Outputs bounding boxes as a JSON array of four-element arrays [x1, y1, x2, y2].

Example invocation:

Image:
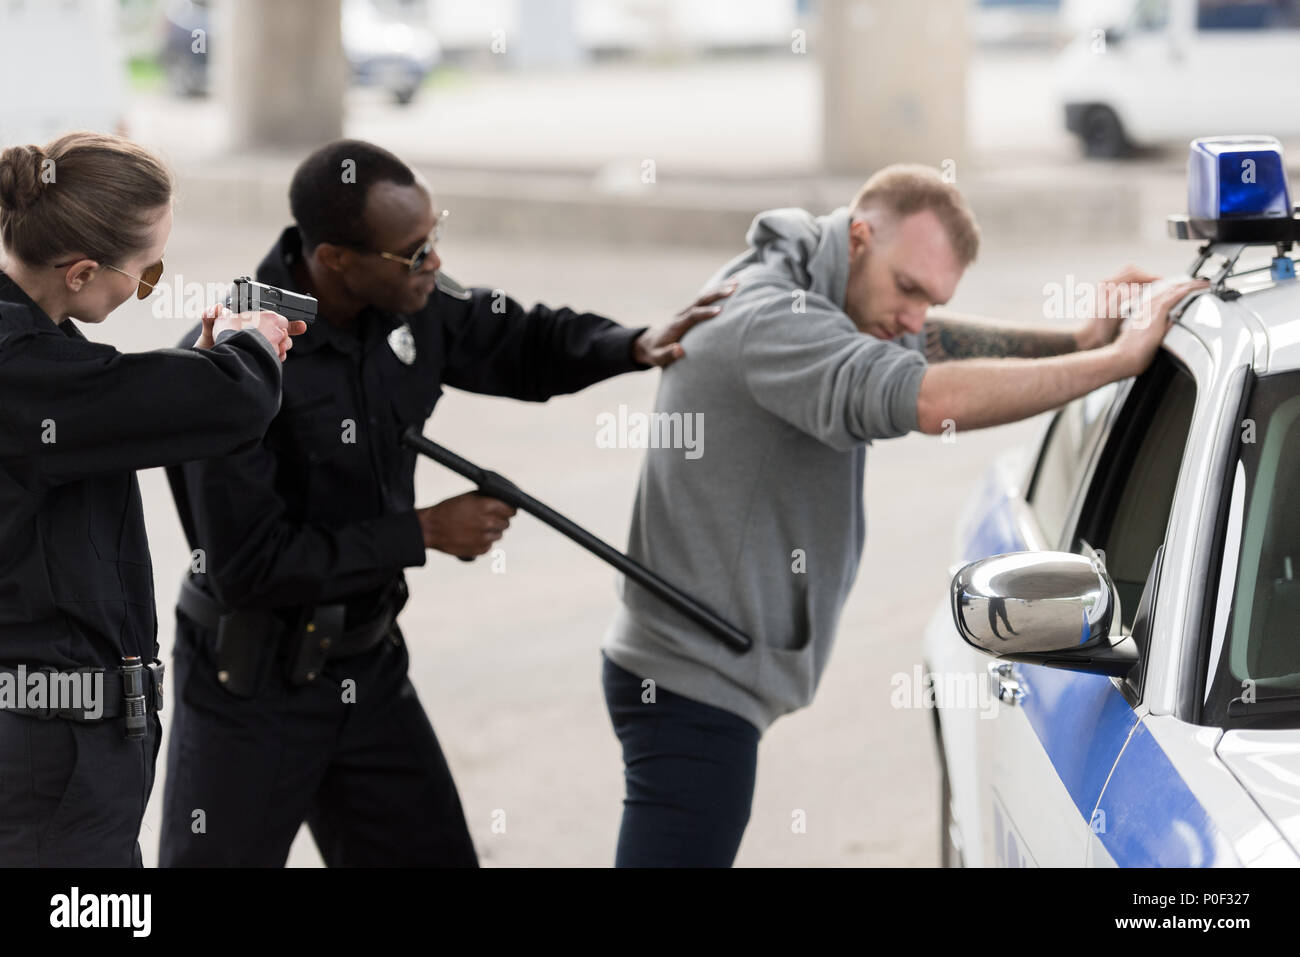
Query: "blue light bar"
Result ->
[[1188, 135, 1291, 221]]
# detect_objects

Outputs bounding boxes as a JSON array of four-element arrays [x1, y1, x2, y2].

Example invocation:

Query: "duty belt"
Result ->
[[177, 577, 406, 662], [0, 660, 164, 723]]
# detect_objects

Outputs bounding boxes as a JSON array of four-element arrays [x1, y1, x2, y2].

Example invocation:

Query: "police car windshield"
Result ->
[[1203, 369, 1300, 728]]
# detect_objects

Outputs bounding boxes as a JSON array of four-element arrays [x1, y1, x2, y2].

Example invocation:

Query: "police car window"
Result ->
[[1202, 371, 1300, 728], [1027, 382, 1119, 547], [1197, 0, 1300, 29], [1073, 356, 1196, 633]]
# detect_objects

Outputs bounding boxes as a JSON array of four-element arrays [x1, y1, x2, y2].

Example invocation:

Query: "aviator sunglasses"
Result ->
[[53, 257, 164, 300], [345, 210, 449, 274]]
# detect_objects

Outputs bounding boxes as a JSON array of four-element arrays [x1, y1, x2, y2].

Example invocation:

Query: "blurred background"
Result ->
[[1, 0, 1296, 866]]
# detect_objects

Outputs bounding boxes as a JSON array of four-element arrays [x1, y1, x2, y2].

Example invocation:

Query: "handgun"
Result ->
[[225, 276, 317, 324]]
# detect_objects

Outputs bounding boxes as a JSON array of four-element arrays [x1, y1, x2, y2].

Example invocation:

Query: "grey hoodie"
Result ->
[[602, 206, 929, 732]]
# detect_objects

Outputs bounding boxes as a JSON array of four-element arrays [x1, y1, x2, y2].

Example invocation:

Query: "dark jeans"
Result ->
[[601, 651, 760, 867], [160, 616, 477, 867], [0, 709, 161, 866]]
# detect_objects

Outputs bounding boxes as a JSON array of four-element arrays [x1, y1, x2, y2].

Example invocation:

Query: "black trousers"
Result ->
[[601, 652, 760, 867], [159, 616, 477, 867], [0, 708, 161, 866]]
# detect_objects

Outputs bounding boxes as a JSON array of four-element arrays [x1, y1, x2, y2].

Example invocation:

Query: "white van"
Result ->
[[1056, 0, 1300, 156]]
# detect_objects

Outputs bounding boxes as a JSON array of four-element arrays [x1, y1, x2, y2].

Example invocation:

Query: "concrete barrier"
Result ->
[[172, 155, 1157, 249]]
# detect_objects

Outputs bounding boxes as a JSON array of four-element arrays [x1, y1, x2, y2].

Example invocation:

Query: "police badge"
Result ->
[[387, 322, 416, 365]]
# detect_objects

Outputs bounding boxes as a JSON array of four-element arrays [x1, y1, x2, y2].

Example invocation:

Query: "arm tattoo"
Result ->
[[923, 317, 1079, 364]]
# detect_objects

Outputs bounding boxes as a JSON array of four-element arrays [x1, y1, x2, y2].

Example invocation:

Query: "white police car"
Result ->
[[924, 135, 1300, 866]]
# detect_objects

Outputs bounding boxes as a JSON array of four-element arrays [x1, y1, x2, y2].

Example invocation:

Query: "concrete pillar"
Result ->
[[820, 0, 968, 175], [218, 0, 346, 150]]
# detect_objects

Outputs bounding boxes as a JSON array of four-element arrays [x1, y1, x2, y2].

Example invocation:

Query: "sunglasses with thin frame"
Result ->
[[345, 211, 448, 275], [53, 258, 164, 301]]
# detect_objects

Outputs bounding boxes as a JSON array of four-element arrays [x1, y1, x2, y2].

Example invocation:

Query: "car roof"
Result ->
[[1173, 265, 1300, 377], [1229, 278, 1300, 374]]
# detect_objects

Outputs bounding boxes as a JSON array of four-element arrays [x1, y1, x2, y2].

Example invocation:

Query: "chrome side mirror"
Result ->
[[950, 550, 1137, 677]]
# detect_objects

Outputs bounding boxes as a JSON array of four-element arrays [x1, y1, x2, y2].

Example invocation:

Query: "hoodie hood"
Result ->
[[729, 206, 853, 311], [703, 204, 928, 355]]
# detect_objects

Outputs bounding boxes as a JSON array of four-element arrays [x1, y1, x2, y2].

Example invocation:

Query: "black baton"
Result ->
[[401, 427, 752, 654]]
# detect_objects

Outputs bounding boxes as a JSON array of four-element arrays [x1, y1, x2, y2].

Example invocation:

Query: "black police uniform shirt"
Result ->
[[167, 225, 650, 618], [0, 271, 283, 671]]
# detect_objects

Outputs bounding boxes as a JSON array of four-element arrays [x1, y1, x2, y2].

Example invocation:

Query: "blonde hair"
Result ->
[[851, 164, 980, 266]]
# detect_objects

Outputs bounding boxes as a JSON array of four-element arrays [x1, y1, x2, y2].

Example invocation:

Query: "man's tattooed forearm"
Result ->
[[923, 318, 1078, 363]]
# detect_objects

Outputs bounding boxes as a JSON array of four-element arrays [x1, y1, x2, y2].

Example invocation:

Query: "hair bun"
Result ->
[[0, 145, 50, 213]]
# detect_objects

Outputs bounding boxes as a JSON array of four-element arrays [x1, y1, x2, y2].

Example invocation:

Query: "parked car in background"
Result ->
[[160, 0, 440, 104], [343, 0, 441, 104], [1057, 0, 1300, 156]]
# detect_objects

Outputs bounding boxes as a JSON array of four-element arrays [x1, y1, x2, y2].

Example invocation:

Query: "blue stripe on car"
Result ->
[[958, 471, 1025, 563], [1092, 721, 1222, 866], [961, 479, 1222, 866]]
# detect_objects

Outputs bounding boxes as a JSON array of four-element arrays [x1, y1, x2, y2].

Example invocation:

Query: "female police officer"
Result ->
[[0, 131, 304, 866]]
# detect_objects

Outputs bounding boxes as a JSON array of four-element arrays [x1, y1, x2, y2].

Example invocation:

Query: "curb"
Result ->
[[172, 155, 1154, 248]]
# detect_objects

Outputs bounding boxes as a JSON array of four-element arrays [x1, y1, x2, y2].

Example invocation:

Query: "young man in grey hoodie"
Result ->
[[600, 164, 1206, 867]]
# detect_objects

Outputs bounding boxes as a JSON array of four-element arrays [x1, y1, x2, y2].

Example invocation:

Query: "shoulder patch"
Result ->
[[434, 272, 472, 301]]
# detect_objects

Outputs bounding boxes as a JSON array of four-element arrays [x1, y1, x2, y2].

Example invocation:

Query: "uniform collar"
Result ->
[[0, 269, 87, 343], [257, 226, 404, 358]]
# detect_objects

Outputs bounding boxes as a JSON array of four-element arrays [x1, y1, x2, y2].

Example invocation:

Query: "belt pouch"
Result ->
[[286, 604, 345, 686], [213, 609, 283, 698]]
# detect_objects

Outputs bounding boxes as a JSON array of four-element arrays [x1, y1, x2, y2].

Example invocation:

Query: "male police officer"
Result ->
[[160, 140, 729, 866]]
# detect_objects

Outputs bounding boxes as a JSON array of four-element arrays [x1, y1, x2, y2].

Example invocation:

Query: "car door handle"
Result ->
[[987, 660, 1027, 706]]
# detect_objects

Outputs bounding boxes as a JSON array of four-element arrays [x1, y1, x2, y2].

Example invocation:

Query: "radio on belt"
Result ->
[[1167, 135, 1300, 289]]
